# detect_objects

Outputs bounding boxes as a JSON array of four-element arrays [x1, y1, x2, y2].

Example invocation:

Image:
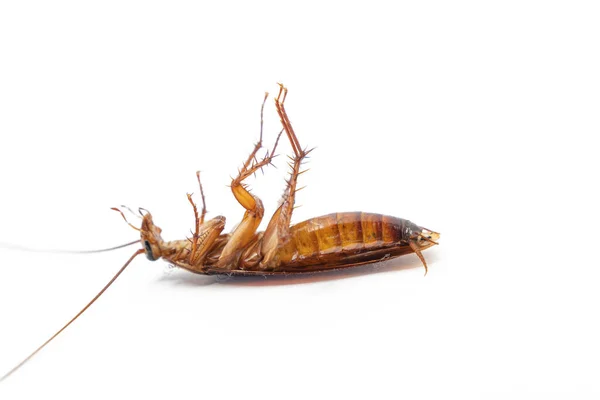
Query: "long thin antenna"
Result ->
[[0, 240, 140, 254], [0, 249, 144, 383]]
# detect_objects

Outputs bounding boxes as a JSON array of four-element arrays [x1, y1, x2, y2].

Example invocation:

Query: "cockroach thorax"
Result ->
[[139, 212, 227, 264]]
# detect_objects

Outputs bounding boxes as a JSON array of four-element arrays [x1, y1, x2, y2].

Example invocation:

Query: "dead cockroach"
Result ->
[[0, 84, 439, 382]]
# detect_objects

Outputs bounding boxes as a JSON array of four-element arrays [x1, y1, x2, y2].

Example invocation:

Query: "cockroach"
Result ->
[[0, 84, 439, 382]]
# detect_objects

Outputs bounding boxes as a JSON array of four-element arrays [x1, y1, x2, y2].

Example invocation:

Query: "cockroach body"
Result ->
[[142, 211, 438, 276], [0, 84, 439, 382]]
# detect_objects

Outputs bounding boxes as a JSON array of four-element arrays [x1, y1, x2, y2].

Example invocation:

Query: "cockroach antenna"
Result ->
[[0, 249, 144, 382], [0, 239, 140, 254]]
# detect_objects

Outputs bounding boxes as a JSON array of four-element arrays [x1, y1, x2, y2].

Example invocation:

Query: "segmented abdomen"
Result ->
[[275, 212, 417, 272]]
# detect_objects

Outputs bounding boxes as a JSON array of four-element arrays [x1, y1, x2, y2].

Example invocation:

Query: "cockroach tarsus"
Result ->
[[0, 83, 439, 382]]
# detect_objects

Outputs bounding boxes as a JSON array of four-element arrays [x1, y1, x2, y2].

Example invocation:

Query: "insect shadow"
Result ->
[[157, 252, 440, 288]]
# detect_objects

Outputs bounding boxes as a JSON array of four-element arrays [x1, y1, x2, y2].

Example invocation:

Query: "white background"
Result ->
[[1, 1, 599, 399]]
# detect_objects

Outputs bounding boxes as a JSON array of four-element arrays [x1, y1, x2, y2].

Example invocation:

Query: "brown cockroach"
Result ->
[[0, 84, 439, 382]]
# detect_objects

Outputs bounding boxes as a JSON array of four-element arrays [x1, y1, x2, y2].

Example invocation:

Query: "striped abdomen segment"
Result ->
[[276, 212, 417, 271]]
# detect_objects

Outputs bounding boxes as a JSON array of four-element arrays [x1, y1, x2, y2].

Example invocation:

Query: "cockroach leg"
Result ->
[[184, 171, 209, 263], [216, 94, 283, 268], [196, 171, 207, 225], [186, 194, 200, 264], [185, 171, 211, 264], [260, 84, 311, 268]]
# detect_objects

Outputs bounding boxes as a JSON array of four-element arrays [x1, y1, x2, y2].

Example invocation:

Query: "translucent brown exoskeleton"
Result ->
[[0, 84, 439, 382]]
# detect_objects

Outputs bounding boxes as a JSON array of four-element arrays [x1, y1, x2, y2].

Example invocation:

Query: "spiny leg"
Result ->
[[185, 171, 208, 264], [230, 92, 282, 211], [217, 92, 283, 268], [275, 84, 304, 159], [238, 93, 271, 178], [196, 171, 207, 224], [260, 84, 312, 268]]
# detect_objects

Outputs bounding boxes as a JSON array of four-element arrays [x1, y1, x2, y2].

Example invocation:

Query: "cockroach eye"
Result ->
[[144, 240, 155, 261]]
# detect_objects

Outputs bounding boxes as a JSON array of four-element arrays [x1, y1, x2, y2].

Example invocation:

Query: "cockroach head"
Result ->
[[140, 211, 164, 261], [112, 206, 163, 261]]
